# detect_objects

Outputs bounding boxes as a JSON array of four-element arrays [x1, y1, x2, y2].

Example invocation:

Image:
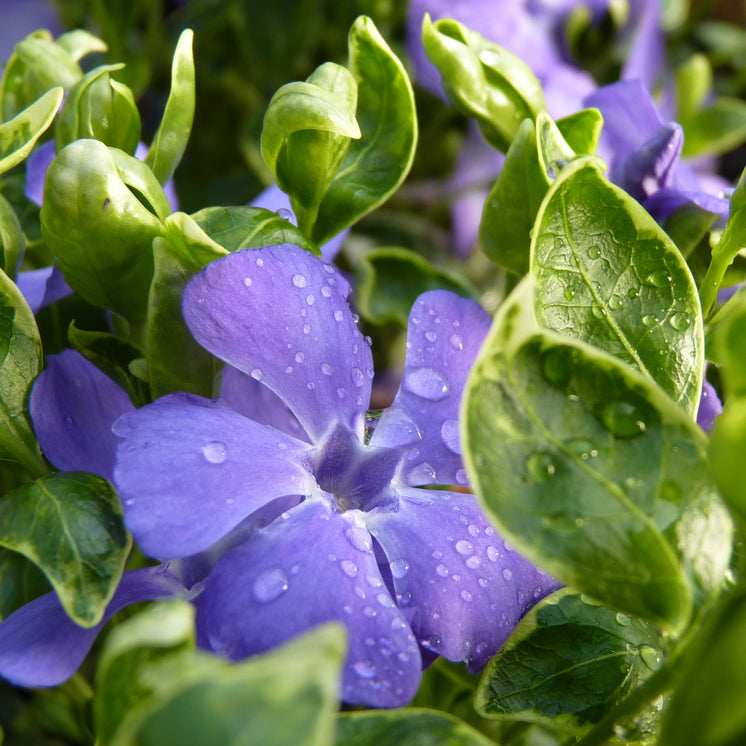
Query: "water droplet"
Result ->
[[302, 323, 311, 335], [502, 568, 513, 581], [63, 415, 74, 430], [455, 539, 474, 556], [408, 462, 436, 484], [306, 294, 315, 306], [340, 559, 358, 578], [243, 276, 252, 287], [255, 257, 264, 267], [354, 660, 377, 679], [609, 294, 624, 311], [321, 286, 332, 298], [202, 441, 228, 464], [320, 362, 333, 376], [591, 304, 607, 319], [455, 469, 468, 485], [615, 612, 631, 626], [642, 314, 659, 327], [346, 524, 373, 553], [486, 545, 499, 562], [423, 331, 436, 344], [336, 387, 347, 399], [542, 347, 573, 388], [602, 401, 646, 438], [460, 589, 473, 602], [565, 438, 598, 461], [366, 574, 383, 588], [669, 312, 692, 331], [440, 419, 461, 454], [295, 352, 305, 363], [390, 559, 410, 579], [564, 286, 576, 302], [645, 270, 671, 288], [526, 452, 557, 482], [292, 273, 307, 288], [351, 367, 365, 387], [466, 556, 482, 569], [277, 208, 293, 221], [587, 246, 601, 259], [436, 563, 450, 577], [377, 592, 395, 608], [334, 309, 344, 322], [362, 606, 377, 618], [639, 645, 663, 671], [449, 334, 463, 350], [403, 367, 450, 401], [250, 368, 263, 381], [252, 567, 289, 603]]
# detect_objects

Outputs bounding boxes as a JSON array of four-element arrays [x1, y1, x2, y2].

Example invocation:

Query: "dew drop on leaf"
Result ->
[[526, 452, 557, 482], [601, 401, 647, 438], [669, 312, 692, 331]]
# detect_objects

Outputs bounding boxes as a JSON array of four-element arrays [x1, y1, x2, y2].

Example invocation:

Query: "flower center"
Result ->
[[312, 423, 401, 512]]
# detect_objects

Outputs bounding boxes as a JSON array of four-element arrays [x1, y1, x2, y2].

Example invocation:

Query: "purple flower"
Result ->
[[112, 244, 559, 707], [697, 379, 723, 433]]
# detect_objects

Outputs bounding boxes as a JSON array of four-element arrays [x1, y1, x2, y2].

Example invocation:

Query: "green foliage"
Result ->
[[0, 472, 130, 627]]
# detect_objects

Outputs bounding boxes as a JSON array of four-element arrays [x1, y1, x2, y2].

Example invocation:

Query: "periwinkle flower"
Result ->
[[112, 244, 559, 707]]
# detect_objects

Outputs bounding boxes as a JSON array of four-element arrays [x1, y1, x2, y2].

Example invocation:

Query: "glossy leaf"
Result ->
[[144, 30, 195, 185], [0, 86, 63, 175], [0, 472, 131, 627], [55, 64, 141, 154], [556, 108, 603, 156], [421, 14, 546, 152], [356, 247, 475, 326], [658, 587, 746, 746], [40, 139, 168, 324], [95, 613, 346, 746], [191, 205, 319, 255], [480, 114, 578, 276], [54, 29, 108, 62], [531, 158, 704, 417], [709, 397, 746, 522], [336, 708, 495, 746], [475, 590, 664, 734], [462, 280, 732, 633], [0, 268, 46, 476], [311, 15, 418, 245], [0, 193, 24, 277]]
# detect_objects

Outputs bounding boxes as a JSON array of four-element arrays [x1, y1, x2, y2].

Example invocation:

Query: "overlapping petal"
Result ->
[[30, 349, 134, 480], [371, 290, 491, 487], [196, 498, 422, 708], [697, 379, 723, 432], [366, 489, 560, 673], [183, 245, 374, 443], [113, 392, 315, 559], [0, 566, 184, 688], [15, 265, 72, 314]]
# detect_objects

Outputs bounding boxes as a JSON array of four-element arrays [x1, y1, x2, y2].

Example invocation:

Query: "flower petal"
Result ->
[[0, 566, 183, 688], [16, 265, 73, 314], [366, 489, 560, 673], [371, 290, 491, 487], [183, 245, 374, 443], [113, 393, 315, 559], [697, 379, 722, 432], [196, 498, 422, 708], [30, 349, 134, 480]]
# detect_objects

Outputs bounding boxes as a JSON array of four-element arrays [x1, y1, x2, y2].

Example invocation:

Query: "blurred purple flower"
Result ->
[[111, 244, 559, 707], [697, 379, 723, 432]]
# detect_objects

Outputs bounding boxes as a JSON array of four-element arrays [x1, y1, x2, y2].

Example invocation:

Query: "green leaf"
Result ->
[[709, 397, 746, 522], [658, 587, 746, 746], [55, 64, 141, 154], [95, 613, 346, 746], [0, 268, 46, 476], [0, 472, 131, 627], [674, 54, 712, 126], [40, 139, 168, 325], [531, 158, 704, 417], [421, 13, 546, 152], [0, 193, 24, 277], [336, 708, 496, 746], [0, 547, 51, 621], [462, 279, 732, 633], [94, 601, 196, 746], [480, 114, 580, 276], [682, 96, 746, 158], [191, 205, 319, 255], [356, 247, 476, 326], [310, 15, 418, 245], [0, 86, 63, 175], [146, 237, 222, 399], [475, 590, 664, 734], [54, 29, 108, 62], [556, 108, 603, 156], [144, 29, 195, 185]]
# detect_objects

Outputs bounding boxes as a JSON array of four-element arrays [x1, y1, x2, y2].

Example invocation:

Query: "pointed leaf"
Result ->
[[0, 472, 131, 627], [0, 193, 24, 277]]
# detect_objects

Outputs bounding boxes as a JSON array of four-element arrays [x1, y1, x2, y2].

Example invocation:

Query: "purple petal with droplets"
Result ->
[[620, 123, 683, 202], [250, 183, 348, 262], [697, 379, 722, 432], [183, 245, 373, 443], [643, 186, 731, 223], [0, 566, 184, 688], [15, 265, 72, 314], [112, 392, 315, 559], [30, 349, 134, 479], [371, 290, 491, 487], [366, 488, 560, 673], [196, 498, 422, 708], [220, 365, 309, 442]]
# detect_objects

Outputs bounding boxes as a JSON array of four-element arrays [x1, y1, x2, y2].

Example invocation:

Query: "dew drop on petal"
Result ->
[[255, 257, 264, 267], [243, 277, 252, 287], [321, 362, 334, 376], [346, 524, 373, 553], [354, 660, 377, 679], [455, 469, 468, 485], [455, 539, 474, 556], [425, 331, 437, 343], [440, 419, 461, 454], [351, 367, 365, 387], [502, 568, 513, 581], [449, 334, 463, 351], [486, 546, 499, 562], [435, 564, 450, 578], [377, 592, 395, 608], [252, 567, 289, 603], [295, 352, 305, 363], [403, 367, 450, 401], [340, 559, 358, 578], [250, 368, 263, 381], [467, 524, 480, 538], [460, 589, 473, 602], [202, 441, 228, 464], [466, 556, 482, 569], [408, 462, 436, 485], [292, 274, 307, 288], [390, 559, 410, 579], [334, 310, 344, 322]]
